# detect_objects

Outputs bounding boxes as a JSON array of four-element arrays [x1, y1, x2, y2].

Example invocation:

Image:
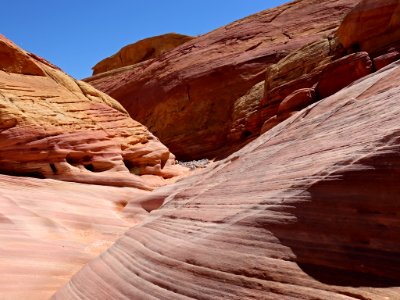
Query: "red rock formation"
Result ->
[[4, 1, 400, 299], [0, 34, 186, 190], [85, 0, 359, 160], [92, 33, 193, 75], [337, 0, 400, 55], [54, 60, 400, 300]]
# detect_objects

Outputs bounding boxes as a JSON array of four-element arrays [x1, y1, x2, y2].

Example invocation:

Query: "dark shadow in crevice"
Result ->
[[0, 170, 45, 179], [49, 163, 58, 174], [84, 164, 94, 172], [265, 146, 400, 287]]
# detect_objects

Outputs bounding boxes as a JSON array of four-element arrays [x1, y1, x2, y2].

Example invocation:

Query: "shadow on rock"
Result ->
[[268, 146, 400, 287]]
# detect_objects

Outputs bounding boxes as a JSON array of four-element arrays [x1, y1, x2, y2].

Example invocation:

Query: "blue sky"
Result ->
[[1, 1, 288, 79]]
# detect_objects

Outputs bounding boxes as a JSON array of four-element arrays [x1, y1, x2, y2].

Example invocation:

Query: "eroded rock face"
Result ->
[[85, 0, 359, 160], [0, 34, 186, 190], [54, 60, 400, 300], [92, 33, 193, 75]]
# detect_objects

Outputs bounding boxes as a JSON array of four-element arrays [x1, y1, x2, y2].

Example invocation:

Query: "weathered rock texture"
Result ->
[[85, 0, 360, 160], [55, 59, 400, 300], [0, 34, 185, 191], [92, 33, 193, 75]]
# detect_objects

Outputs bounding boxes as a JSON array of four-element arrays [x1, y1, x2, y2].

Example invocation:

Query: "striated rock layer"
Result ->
[[0, 34, 186, 191], [55, 61, 400, 298], [85, 0, 360, 160]]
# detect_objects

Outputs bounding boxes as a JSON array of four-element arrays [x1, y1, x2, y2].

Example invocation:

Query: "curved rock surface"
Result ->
[[55, 60, 400, 299], [0, 34, 186, 190], [92, 33, 194, 75], [337, 0, 400, 55], [0, 174, 151, 299], [85, 0, 359, 160]]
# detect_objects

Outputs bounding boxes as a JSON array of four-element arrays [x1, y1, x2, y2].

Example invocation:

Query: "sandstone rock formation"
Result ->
[[0, 34, 185, 191], [85, 0, 360, 160], [92, 33, 193, 75], [3, 0, 400, 299], [55, 59, 400, 300]]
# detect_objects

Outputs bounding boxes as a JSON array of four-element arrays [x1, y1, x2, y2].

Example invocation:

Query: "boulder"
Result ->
[[278, 88, 316, 115], [316, 52, 373, 99]]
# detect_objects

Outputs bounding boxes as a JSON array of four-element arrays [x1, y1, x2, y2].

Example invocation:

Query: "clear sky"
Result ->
[[1, 1, 288, 79]]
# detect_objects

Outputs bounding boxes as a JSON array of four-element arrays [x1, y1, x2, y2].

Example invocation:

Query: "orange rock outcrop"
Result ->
[[0, 34, 185, 191]]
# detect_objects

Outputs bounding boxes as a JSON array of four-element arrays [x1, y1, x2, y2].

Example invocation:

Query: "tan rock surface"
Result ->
[[85, 0, 359, 160], [92, 33, 194, 75], [0, 34, 186, 191], [54, 60, 400, 299]]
